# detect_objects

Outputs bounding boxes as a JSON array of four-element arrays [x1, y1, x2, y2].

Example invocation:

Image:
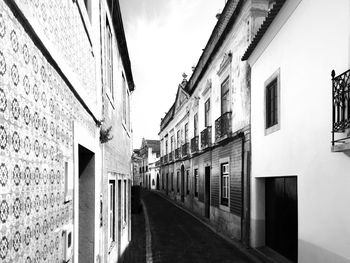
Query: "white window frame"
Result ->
[[219, 157, 230, 212], [264, 69, 281, 136], [108, 180, 116, 248], [105, 18, 114, 104]]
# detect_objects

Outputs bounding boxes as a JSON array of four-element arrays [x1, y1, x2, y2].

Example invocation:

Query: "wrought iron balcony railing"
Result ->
[[168, 152, 173, 162], [191, 136, 199, 153], [175, 148, 180, 159], [182, 143, 189, 157], [201, 126, 212, 149], [332, 69, 350, 146], [215, 112, 232, 141]]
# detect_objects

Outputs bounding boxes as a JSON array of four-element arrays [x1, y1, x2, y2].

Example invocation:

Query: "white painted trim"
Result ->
[[219, 158, 230, 210], [73, 121, 100, 263], [264, 68, 281, 136]]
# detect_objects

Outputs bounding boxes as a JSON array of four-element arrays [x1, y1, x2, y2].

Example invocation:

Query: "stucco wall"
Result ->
[[250, 0, 350, 262]]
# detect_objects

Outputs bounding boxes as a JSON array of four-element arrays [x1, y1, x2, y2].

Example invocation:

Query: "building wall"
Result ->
[[0, 1, 99, 263], [99, 1, 133, 262], [159, 0, 267, 244], [249, 0, 350, 262]]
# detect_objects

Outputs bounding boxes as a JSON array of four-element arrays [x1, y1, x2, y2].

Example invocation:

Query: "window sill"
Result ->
[[331, 142, 350, 152], [265, 123, 280, 136]]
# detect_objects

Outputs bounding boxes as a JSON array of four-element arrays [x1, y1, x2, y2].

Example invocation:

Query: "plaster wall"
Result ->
[[249, 0, 350, 262]]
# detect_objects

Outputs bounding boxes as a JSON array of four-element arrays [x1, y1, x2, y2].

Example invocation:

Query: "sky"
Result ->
[[119, 0, 226, 149]]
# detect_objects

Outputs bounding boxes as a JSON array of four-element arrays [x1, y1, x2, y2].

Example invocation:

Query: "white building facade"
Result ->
[[243, 0, 350, 262]]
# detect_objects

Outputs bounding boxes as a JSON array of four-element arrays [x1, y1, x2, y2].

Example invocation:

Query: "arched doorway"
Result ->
[[156, 173, 160, 190], [181, 165, 185, 202]]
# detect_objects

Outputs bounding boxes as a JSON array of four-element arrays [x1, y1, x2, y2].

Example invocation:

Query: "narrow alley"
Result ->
[[122, 190, 261, 263]]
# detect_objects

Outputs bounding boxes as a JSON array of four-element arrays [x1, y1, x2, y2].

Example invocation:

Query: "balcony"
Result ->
[[191, 136, 199, 153], [175, 148, 180, 159], [168, 152, 173, 162], [332, 69, 350, 151], [182, 143, 189, 157], [215, 112, 232, 141], [201, 126, 212, 149], [160, 156, 164, 164], [164, 155, 168, 163]]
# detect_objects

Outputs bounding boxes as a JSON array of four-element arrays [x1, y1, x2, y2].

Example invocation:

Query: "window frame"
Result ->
[[186, 170, 190, 195], [264, 69, 281, 135], [194, 113, 198, 136], [204, 98, 211, 127], [105, 18, 114, 102], [220, 163, 229, 206], [219, 158, 230, 212], [221, 76, 230, 115], [108, 180, 116, 247]]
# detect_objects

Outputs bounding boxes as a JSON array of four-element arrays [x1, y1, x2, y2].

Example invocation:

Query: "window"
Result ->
[[221, 163, 229, 206], [266, 79, 278, 128], [139, 167, 141, 173], [165, 140, 168, 154], [194, 113, 198, 136], [205, 99, 211, 127], [185, 123, 188, 143], [265, 70, 280, 134], [177, 130, 181, 148], [124, 180, 127, 223], [171, 136, 174, 152], [177, 171, 180, 192], [146, 165, 148, 172], [106, 20, 113, 99], [221, 77, 230, 114], [194, 169, 198, 197], [186, 170, 190, 194], [108, 180, 116, 245], [171, 173, 174, 191]]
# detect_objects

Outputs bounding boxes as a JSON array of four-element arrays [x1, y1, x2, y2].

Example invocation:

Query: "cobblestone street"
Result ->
[[125, 190, 261, 263]]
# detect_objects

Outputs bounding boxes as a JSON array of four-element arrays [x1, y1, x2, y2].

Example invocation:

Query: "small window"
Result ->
[[171, 136, 174, 152], [194, 169, 199, 197], [221, 77, 230, 114], [108, 180, 116, 245], [265, 69, 280, 134], [106, 19, 113, 100], [194, 113, 198, 136], [205, 99, 211, 127], [221, 163, 229, 206], [177, 130, 181, 148], [266, 78, 278, 128], [185, 123, 189, 143], [124, 180, 127, 223]]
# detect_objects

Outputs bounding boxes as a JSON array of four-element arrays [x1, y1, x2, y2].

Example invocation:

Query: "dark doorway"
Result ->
[[181, 165, 185, 202], [266, 176, 298, 262], [78, 145, 95, 263], [204, 166, 210, 218], [156, 174, 160, 190], [166, 173, 169, 195]]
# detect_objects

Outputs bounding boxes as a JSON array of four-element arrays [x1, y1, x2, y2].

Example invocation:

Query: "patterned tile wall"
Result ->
[[0, 1, 96, 262], [14, 0, 97, 110]]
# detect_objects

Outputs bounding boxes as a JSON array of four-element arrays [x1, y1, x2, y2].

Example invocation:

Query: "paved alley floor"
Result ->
[[142, 190, 258, 263]]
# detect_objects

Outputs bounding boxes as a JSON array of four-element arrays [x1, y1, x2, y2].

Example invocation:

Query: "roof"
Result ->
[[159, 0, 244, 133], [108, 0, 135, 91], [241, 0, 286, 61], [184, 0, 244, 95], [141, 139, 160, 154]]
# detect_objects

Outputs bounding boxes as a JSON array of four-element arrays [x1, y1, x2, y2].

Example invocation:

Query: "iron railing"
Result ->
[[332, 69, 350, 145], [201, 126, 212, 149], [191, 136, 199, 153], [175, 148, 180, 159], [182, 143, 189, 157], [215, 112, 232, 141]]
